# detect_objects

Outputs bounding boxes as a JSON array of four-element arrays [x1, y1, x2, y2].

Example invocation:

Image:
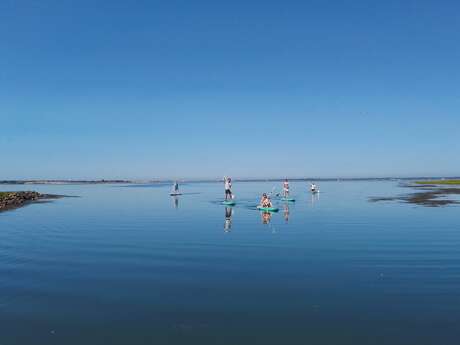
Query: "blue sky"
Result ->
[[1, 0, 459, 179]]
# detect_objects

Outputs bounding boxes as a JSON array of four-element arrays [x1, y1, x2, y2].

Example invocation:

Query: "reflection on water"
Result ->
[[310, 190, 320, 205], [224, 207, 233, 232], [283, 204, 290, 222], [261, 211, 272, 224], [171, 195, 179, 209]]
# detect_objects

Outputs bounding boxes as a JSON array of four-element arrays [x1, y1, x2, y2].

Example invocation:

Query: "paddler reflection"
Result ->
[[283, 204, 289, 223], [224, 207, 233, 232], [310, 190, 320, 206], [261, 211, 272, 224], [171, 195, 179, 209]]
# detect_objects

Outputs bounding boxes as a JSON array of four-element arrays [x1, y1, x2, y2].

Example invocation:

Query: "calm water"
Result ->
[[0, 181, 459, 345]]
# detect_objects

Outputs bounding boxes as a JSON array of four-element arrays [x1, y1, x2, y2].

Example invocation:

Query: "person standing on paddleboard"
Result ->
[[224, 177, 233, 200], [283, 179, 290, 197], [310, 182, 317, 192], [173, 181, 179, 193]]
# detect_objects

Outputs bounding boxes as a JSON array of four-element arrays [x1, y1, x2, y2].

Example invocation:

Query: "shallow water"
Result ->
[[0, 181, 459, 345]]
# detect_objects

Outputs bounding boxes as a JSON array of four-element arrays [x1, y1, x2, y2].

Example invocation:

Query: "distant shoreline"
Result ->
[[0, 180, 132, 185], [1, 177, 459, 185]]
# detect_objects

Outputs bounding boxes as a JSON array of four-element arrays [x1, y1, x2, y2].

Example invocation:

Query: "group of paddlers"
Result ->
[[223, 177, 319, 207], [171, 178, 319, 207]]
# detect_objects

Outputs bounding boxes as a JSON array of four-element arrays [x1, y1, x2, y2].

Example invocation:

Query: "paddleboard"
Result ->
[[222, 200, 236, 206], [257, 206, 279, 212], [170, 193, 182, 196], [280, 197, 296, 202]]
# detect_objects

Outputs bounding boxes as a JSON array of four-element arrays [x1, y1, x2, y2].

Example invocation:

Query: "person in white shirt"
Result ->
[[224, 177, 233, 200], [310, 183, 317, 192], [283, 179, 290, 197]]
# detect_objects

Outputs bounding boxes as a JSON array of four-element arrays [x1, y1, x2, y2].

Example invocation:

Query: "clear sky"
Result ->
[[1, 0, 459, 179]]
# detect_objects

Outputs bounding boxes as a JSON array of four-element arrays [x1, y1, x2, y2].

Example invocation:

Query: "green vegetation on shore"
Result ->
[[415, 180, 460, 185]]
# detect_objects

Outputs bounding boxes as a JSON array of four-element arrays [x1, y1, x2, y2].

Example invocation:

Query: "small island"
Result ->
[[0, 191, 63, 212], [370, 180, 460, 207]]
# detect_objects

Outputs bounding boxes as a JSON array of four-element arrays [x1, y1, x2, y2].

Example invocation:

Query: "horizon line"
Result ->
[[1, 176, 459, 184]]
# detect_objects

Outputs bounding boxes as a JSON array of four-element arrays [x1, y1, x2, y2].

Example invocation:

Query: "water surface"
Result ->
[[1, 181, 459, 344]]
